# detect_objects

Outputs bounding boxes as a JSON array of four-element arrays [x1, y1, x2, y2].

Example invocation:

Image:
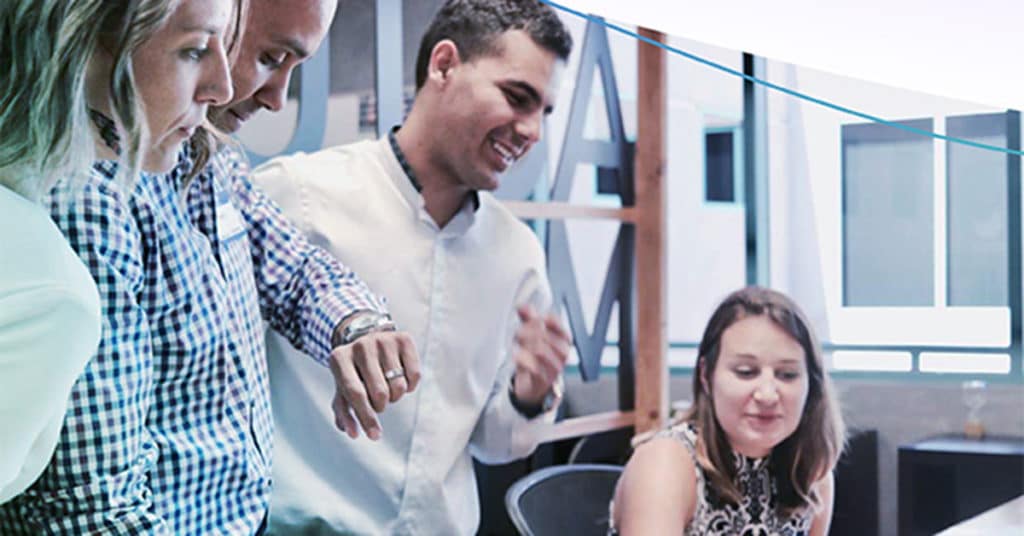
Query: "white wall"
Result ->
[[548, 20, 749, 358], [764, 60, 1011, 350], [547, 17, 1017, 352]]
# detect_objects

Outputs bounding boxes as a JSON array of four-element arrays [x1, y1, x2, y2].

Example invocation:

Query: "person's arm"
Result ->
[[809, 471, 836, 536], [612, 437, 697, 535], [468, 353, 558, 463], [469, 269, 569, 463], [224, 151, 387, 362], [2, 172, 169, 532], [239, 152, 419, 440], [0, 282, 100, 503]]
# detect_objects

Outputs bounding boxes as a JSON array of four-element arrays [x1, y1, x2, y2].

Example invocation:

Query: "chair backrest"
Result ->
[[505, 463, 623, 536]]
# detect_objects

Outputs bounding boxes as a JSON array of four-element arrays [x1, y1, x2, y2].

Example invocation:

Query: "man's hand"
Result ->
[[328, 331, 420, 440], [511, 304, 571, 408]]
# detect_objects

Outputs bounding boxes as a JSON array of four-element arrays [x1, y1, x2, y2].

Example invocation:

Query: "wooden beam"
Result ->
[[503, 201, 637, 222], [539, 411, 634, 444], [633, 28, 669, 435]]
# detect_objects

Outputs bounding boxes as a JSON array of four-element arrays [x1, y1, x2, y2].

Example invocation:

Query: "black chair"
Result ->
[[504, 464, 623, 536]]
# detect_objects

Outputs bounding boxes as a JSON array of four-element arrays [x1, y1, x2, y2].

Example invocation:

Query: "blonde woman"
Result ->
[[0, 2, 105, 504], [2, 0, 400, 533], [0, 0, 240, 531], [611, 287, 846, 535]]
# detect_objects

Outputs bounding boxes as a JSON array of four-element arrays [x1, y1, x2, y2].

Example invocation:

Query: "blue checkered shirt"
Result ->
[[0, 147, 385, 534]]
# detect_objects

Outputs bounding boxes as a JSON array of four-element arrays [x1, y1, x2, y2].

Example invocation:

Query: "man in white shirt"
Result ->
[[252, 0, 574, 533]]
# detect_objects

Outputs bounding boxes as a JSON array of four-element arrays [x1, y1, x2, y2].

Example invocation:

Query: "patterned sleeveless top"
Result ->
[[609, 422, 812, 536]]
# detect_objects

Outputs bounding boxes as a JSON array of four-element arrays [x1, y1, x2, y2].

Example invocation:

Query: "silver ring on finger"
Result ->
[[383, 367, 405, 382]]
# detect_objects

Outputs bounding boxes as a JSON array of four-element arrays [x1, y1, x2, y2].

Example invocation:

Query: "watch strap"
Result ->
[[338, 311, 396, 346], [509, 375, 561, 419]]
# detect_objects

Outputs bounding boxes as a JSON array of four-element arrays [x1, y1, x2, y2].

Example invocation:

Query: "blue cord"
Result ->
[[540, 0, 1023, 157]]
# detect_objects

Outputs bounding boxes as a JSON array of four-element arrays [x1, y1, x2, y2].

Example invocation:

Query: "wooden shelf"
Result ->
[[502, 201, 637, 223], [539, 410, 634, 444]]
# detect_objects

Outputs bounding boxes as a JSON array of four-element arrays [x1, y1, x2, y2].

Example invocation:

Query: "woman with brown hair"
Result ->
[[611, 286, 846, 535]]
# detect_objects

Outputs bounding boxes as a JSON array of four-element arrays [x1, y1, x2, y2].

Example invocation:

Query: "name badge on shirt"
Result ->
[[216, 188, 247, 243]]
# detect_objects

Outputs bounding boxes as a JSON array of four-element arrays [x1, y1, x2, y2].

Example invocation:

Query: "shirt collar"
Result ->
[[387, 126, 480, 212], [387, 126, 423, 192]]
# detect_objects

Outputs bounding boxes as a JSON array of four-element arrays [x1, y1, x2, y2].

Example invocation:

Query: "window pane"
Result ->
[[919, 352, 1011, 374], [831, 351, 913, 372], [842, 120, 934, 306], [705, 131, 735, 202], [327, 0, 378, 142], [946, 113, 1008, 306]]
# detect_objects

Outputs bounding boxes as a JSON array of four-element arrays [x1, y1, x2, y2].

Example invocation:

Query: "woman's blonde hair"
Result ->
[[685, 286, 846, 518], [0, 0, 246, 199], [183, 0, 248, 182]]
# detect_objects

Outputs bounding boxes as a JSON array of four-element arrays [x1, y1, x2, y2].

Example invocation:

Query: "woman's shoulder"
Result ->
[[634, 419, 698, 453], [631, 433, 695, 471], [616, 434, 697, 503], [612, 426, 701, 534], [634, 422, 700, 480], [43, 159, 143, 220]]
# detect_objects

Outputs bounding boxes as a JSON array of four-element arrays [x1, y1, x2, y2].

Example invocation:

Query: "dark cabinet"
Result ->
[[831, 430, 879, 536], [898, 434, 1024, 536]]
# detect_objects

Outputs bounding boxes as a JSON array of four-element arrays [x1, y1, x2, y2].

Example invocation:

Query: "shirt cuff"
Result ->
[[309, 293, 388, 365]]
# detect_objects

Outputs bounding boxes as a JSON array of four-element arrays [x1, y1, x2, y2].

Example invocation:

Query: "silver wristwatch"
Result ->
[[338, 311, 396, 345]]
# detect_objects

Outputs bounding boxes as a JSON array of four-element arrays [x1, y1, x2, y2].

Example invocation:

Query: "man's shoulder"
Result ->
[[476, 193, 535, 234], [250, 139, 395, 218], [475, 193, 547, 264], [253, 139, 389, 189], [272, 139, 385, 171], [0, 188, 92, 281], [1, 184, 59, 232]]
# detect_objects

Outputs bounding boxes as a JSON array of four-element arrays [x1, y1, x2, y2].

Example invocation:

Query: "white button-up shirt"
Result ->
[[253, 137, 558, 535]]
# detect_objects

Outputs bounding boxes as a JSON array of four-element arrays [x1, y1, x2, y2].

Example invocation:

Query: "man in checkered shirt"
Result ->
[[0, 0, 420, 534]]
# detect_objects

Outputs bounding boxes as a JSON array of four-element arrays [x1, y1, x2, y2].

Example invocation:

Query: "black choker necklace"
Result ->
[[88, 109, 122, 156]]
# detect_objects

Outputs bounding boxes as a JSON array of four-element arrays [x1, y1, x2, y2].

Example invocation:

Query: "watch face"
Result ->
[[343, 312, 392, 344], [350, 314, 380, 331]]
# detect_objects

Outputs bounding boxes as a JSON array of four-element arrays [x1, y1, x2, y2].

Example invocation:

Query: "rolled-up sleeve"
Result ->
[[223, 151, 387, 364]]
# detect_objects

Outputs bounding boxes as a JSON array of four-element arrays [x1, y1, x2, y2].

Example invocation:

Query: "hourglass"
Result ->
[[961, 380, 987, 439]]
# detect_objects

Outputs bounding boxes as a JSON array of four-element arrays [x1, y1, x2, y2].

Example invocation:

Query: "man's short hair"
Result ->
[[414, 0, 573, 91]]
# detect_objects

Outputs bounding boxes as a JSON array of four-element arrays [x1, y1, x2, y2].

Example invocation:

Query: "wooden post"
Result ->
[[506, 26, 670, 444], [634, 28, 669, 434]]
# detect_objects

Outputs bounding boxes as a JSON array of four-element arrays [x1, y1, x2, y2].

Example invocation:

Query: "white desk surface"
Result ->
[[936, 494, 1024, 535]]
